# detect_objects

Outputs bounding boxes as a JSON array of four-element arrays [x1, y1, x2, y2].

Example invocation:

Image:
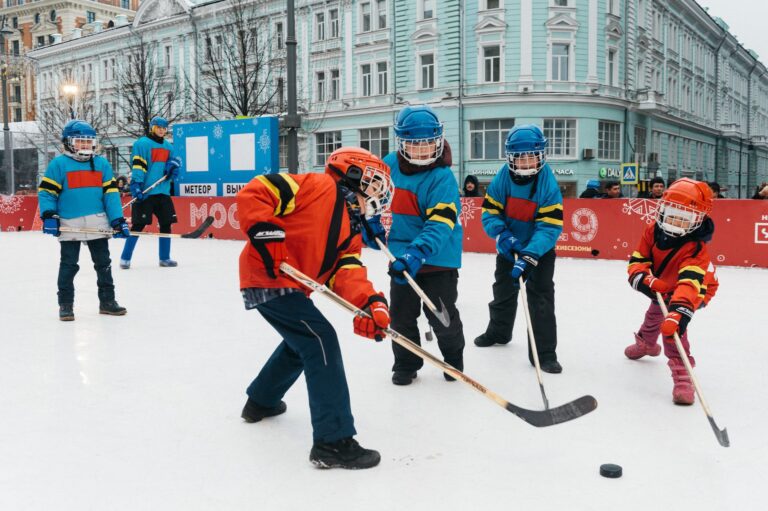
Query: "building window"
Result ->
[[315, 12, 325, 41], [329, 9, 339, 38], [607, 49, 617, 86], [278, 136, 288, 169], [37, 35, 45, 48], [11, 17, 17, 28], [48, 35, 55, 45], [206, 88, 214, 112], [14, 108, 22, 122], [552, 43, 569, 81], [330, 69, 340, 100], [421, 0, 435, 19], [276, 22, 284, 49], [377, 62, 388, 95], [316, 71, 326, 102], [470, 119, 515, 160], [543, 119, 577, 158], [12, 85, 21, 103], [483, 0, 501, 9], [12, 40, 19, 56], [361, 2, 371, 32], [164, 46, 172, 69], [483, 45, 501, 83], [87, 11, 96, 23], [377, 0, 387, 29], [360, 127, 390, 158], [122, 0, 129, 8], [316, 131, 342, 166], [607, 0, 618, 15], [634, 126, 647, 163], [420, 53, 435, 89], [34, 13, 41, 25], [361, 64, 372, 96], [598, 121, 621, 161], [50, 10, 56, 22], [554, 0, 568, 6]]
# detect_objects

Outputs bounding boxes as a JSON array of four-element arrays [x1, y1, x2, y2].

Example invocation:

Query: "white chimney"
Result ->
[[92, 20, 103, 32], [72, 28, 82, 39], [51, 33, 62, 44], [115, 14, 128, 27]]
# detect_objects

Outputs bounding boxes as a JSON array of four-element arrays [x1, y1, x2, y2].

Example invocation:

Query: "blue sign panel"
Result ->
[[172, 116, 279, 196]]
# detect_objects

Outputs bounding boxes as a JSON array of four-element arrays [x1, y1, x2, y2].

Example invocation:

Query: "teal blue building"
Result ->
[[28, 0, 768, 198]]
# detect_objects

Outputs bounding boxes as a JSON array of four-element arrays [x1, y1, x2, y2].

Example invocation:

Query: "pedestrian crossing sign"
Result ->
[[621, 163, 639, 185]]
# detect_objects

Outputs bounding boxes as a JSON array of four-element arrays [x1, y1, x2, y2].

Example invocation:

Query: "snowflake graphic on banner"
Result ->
[[459, 199, 482, 227], [0, 194, 23, 214], [259, 129, 271, 154], [621, 198, 660, 224], [175, 127, 184, 138], [212, 124, 224, 139], [210, 147, 216, 155]]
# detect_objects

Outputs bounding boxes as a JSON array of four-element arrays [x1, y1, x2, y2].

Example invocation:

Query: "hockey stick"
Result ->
[[517, 273, 550, 410], [280, 262, 597, 427], [374, 238, 451, 327], [122, 175, 168, 210], [59, 216, 215, 239], [656, 292, 730, 447]]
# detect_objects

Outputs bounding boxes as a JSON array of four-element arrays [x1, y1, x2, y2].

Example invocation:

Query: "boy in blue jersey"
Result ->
[[475, 124, 564, 374], [38, 120, 130, 321], [119, 116, 182, 269], [383, 105, 465, 386]]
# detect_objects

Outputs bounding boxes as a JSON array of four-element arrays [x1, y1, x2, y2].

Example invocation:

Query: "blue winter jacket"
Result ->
[[38, 154, 122, 221], [130, 135, 177, 196], [383, 151, 463, 269], [481, 163, 563, 259]]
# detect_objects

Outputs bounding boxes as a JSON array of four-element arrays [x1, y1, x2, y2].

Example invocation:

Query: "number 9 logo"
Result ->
[[571, 208, 598, 243]]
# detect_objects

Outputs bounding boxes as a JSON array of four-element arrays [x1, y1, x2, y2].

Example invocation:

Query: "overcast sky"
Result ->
[[696, 0, 768, 65]]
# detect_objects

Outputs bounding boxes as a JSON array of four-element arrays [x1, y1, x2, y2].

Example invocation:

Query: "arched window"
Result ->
[[49, 10, 57, 23], [34, 13, 40, 25]]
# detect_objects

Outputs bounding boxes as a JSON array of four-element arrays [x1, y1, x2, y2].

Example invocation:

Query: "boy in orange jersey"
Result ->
[[625, 178, 718, 405], [235, 147, 394, 469]]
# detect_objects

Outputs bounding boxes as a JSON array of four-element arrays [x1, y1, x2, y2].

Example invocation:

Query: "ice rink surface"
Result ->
[[1, 232, 765, 510]]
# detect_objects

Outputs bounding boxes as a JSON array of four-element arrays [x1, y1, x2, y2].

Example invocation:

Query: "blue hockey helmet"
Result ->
[[150, 116, 169, 129], [61, 119, 97, 160], [505, 124, 548, 179], [394, 105, 444, 166]]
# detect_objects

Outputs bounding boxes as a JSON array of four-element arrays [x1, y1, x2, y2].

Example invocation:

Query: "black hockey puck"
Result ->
[[600, 463, 622, 478]]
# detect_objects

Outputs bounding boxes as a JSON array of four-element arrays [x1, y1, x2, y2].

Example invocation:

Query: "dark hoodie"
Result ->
[[463, 174, 481, 197]]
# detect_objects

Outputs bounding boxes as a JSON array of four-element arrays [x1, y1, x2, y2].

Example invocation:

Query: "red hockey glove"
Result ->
[[661, 303, 694, 339], [353, 294, 390, 341], [246, 222, 286, 279], [629, 272, 671, 300]]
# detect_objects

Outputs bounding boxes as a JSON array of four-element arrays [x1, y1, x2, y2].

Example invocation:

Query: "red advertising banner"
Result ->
[[3, 195, 766, 268]]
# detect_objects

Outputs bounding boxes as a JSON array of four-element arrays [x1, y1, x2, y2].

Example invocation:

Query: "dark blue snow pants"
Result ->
[[247, 292, 357, 443]]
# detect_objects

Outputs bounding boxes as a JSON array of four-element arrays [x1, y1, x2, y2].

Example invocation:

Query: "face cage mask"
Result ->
[[656, 201, 705, 237], [397, 135, 444, 166], [358, 165, 395, 217], [506, 151, 545, 177], [66, 136, 97, 161]]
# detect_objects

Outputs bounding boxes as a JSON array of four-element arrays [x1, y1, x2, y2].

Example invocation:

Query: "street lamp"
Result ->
[[62, 83, 79, 119], [1, 16, 14, 195]]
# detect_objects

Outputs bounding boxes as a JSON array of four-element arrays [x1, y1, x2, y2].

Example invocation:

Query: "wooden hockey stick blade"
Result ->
[[180, 216, 214, 238], [507, 395, 598, 427], [709, 418, 730, 447]]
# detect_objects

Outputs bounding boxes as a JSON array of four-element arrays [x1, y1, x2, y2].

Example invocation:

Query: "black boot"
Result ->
[[474, 333, 508, 347], [241, 398, 287, 423], [99, 301, 127, 316], [309, 437, 381, 469], [392, 371, 417, 386], [443, 359, 463, 382], [59, 304, 74, 322], [540, 359, 563, 374]]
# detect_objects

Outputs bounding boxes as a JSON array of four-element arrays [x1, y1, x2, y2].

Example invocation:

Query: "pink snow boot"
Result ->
[[624, 334, 662, 360], [668, 357, 695, 405]]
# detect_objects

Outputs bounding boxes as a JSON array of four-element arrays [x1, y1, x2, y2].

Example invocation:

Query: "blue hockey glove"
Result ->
[[41, 211, 60, 237], [388, 245, 427, 285], [111, 218, 131, 239], [496, 230, 522, 261], [130, 181, 145, 202], [510, 254, 538, 285], [361, 215, 387, 250], [164, 156, 182, 180]]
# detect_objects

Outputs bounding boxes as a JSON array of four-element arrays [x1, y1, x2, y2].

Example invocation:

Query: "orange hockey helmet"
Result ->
[[656, 178, 713, 236], [325, 147, 394, 216]]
